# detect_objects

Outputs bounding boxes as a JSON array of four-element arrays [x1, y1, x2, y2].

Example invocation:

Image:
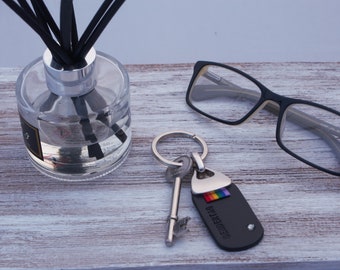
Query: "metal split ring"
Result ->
[[151, 130, 208, 168]]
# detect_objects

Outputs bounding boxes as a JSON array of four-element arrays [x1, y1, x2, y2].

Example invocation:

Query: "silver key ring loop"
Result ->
[[151, 130, 208, 168]]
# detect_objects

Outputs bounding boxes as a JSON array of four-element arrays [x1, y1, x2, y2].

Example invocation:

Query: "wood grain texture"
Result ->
[[0, 63, 340, 270]]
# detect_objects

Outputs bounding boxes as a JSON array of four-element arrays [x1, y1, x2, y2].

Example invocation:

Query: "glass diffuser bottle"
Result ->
[[16, 48, 131, 180], [4, 0, 131, 180]]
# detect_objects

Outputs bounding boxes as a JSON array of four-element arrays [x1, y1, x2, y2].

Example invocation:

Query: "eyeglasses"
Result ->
[[186, 61, 340, 176]]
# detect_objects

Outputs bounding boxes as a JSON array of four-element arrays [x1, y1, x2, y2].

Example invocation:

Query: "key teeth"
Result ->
[[173, 216, 191, 237], [165, 216, 191, 247]]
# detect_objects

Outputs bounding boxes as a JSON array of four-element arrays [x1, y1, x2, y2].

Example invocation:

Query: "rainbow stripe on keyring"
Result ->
[[203, 187, 230, 203]]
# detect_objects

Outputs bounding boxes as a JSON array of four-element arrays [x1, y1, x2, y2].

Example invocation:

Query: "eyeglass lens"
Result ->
[[189, 65, 262, 123], [188, 64, 340, 175], [280, 103, 340, 174]]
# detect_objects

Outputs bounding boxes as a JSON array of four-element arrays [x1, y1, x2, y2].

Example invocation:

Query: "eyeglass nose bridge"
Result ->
[[261, 87, 287, 105], [244, 87, 285, 124], [246, 89, 294, 144], [260, 87, 294, 118]]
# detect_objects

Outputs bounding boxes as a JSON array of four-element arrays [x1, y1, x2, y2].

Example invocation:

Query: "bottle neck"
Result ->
[[43, 48, 97, 97]]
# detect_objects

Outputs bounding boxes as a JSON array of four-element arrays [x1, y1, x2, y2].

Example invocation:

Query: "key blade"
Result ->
[[164, 156, 192, 247], [191, 167, 232, 194]]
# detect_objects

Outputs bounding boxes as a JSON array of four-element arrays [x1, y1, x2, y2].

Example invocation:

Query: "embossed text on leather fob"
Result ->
[[192, 183, 264, 251]]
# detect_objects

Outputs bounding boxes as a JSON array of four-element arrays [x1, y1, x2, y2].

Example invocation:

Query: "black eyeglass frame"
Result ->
[[186, 61, 340, 176]]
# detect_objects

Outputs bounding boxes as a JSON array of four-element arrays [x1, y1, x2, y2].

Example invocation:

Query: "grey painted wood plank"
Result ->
[[0, 63, 339, 269]]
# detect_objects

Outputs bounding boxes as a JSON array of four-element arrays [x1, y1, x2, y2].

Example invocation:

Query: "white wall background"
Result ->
[[1, 0, 340, 67]]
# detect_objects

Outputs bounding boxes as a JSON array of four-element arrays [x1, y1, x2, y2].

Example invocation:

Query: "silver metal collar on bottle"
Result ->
[[43, 47, 96, 96]]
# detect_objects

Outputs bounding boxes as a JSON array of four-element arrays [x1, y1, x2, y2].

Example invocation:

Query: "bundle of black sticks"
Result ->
[[3, 0, 126, 68], [4, 0, 128, 162]]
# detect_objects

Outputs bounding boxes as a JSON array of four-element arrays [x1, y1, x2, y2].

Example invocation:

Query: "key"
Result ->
[[151, 131, 264, 251], [164, 155, 193, 247]]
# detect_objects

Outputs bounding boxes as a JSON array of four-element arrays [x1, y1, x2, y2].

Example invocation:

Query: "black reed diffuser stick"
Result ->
[[33, 0, 62, 43], [74, 0, 126, 60]]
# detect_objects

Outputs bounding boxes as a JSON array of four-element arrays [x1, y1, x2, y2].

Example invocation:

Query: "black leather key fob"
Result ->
[[192, 183, 264, 251]]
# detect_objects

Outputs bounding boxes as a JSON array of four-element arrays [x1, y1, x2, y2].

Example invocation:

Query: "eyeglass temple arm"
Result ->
[[191, 71, 340, 156]]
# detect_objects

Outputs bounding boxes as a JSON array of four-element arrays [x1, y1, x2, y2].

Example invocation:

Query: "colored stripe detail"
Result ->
[[203, 187, 230, 203]]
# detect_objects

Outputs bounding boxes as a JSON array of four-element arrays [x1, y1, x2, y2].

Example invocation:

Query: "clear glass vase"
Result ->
[[16, 48, 132, 181]]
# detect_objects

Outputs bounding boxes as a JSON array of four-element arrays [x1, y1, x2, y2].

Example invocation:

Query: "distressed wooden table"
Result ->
[[0, 63, 339, 270]]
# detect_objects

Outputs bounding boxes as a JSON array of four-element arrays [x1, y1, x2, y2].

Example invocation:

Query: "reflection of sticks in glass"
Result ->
[[71, 96, 104, 159], [86, 89, 128, 143], [39, 89, 128, 161]]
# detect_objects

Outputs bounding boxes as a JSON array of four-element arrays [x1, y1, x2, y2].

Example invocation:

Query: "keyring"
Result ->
[[151, 130, 208, 168]]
